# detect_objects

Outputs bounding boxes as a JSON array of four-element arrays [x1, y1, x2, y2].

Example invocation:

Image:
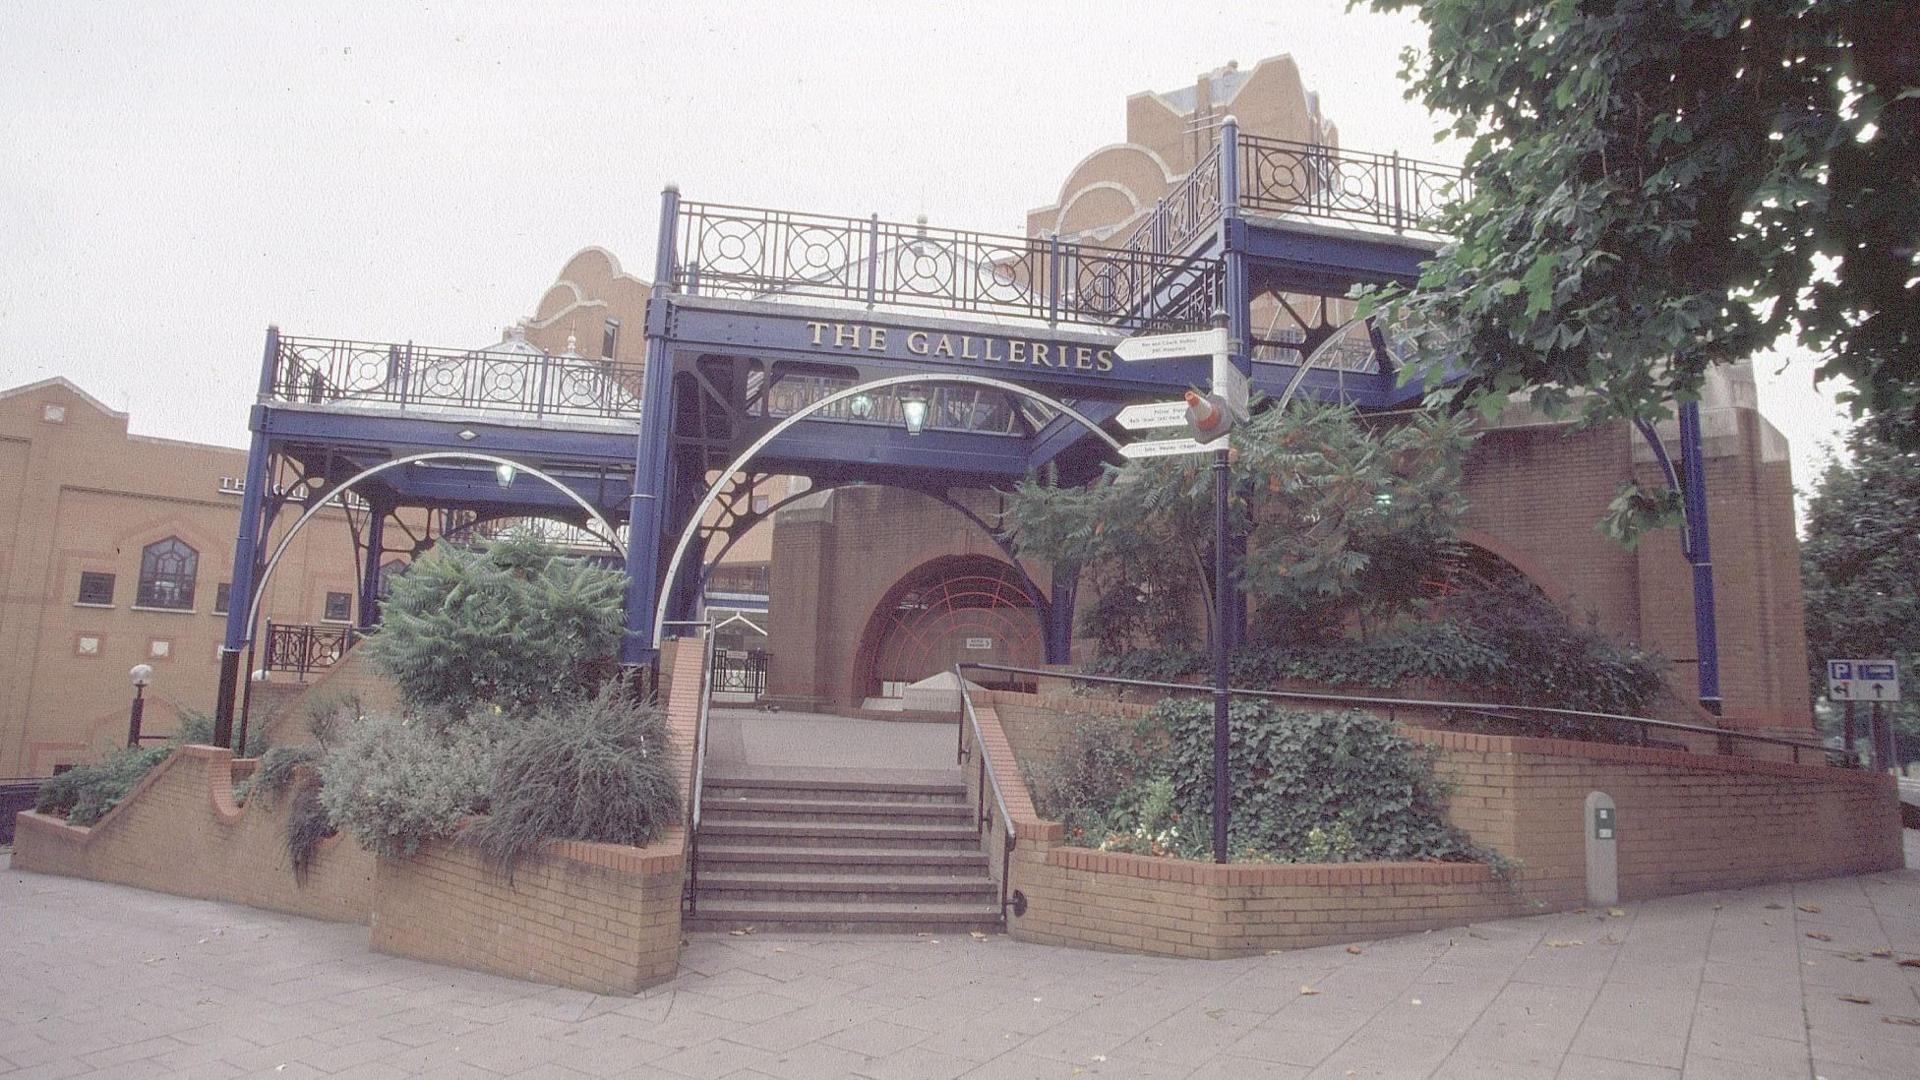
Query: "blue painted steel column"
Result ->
[[214, 326, 281, 746], [1045, 563, 1078, 664], [1219, 117, 1251, 650], [1678, 400, 1722, 714], [356, 504, 386, 631], [622, 186, 681, 665]]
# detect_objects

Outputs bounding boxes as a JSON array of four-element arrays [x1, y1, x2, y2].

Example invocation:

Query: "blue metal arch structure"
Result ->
[[209, 118, 1722, 736]]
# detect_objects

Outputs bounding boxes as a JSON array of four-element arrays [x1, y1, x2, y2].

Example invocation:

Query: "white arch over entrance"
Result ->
[[651, 373, 1126, 647], [243, 451, 625, 651]]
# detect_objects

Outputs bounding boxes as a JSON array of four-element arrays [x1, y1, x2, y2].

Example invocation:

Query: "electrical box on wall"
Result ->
[[1594, 806, 1615, 840]]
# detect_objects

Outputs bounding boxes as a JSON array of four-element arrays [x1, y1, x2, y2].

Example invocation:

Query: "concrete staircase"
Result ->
[[685, 767, 1004, 934]]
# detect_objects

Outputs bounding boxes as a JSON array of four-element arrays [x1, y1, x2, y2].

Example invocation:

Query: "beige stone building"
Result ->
[[0, 379, 367, 775]]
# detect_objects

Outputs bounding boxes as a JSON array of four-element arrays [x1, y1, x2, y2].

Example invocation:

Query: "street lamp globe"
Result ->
[[129, 663, 154, 688]]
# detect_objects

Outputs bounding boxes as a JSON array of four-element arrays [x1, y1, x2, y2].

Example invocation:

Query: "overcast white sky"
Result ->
[[0, 0, 1854, 494]]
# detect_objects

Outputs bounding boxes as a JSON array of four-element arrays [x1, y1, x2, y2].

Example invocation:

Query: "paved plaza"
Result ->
[[4, 840, 1919, 1080]]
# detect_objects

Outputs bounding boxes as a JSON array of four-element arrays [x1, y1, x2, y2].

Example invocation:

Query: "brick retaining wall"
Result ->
[[12, 636, 710, 994], [974, 690, 1903, 959]]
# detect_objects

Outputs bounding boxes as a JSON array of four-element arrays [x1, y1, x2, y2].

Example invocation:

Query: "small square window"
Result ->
[[149, 639, 171, 659], [75, 635, 101, 657], [42, 403, 66, 423], [324, 591, 352, 622], [214, 583, 232, 614], [752, 494, 771, 514], [77, 572, 115, 606]]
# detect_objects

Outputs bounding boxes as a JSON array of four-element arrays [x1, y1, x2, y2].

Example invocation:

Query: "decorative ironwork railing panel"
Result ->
[[1122, 140, 1224, 259], [674, 202, 1221, 333], [1239, 135, 1468, 233], [711, 650, 768, 697], [271, 336, 647, 420], [263, 622, 359, 681]]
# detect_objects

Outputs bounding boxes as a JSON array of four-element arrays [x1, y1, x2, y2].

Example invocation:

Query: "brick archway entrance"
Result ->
[[852, 555, 1043, 703]]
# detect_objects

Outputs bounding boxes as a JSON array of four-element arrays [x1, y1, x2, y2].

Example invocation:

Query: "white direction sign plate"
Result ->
[[1120, 436, 1218, 459], [1827, 659, 1902, 702], [1116, 401, 1191, 430], [1114, 327, 1228, 363]]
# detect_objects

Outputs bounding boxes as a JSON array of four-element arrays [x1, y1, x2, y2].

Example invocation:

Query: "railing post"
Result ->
[[1220, 117, 1241, 216], [1153, 197, 1167, 256], [865, 213, 881, 309], [1046, 233, 1061, 326], [1397, 148, 1413, 231]]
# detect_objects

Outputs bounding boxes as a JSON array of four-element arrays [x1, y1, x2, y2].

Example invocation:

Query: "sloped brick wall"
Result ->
[[11, 746, 374, 923]]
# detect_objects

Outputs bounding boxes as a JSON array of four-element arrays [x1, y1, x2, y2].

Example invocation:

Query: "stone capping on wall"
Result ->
[[1400, 725, 1887, 788]]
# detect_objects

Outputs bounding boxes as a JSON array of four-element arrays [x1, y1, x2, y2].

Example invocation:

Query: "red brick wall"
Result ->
[[967, 691, 1901, 960]]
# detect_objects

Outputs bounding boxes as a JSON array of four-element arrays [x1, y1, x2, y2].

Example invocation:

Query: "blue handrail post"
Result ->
[[623, 184, 682, 667], [214, 325, 281, 747], [1678, 400, 1722, 714]]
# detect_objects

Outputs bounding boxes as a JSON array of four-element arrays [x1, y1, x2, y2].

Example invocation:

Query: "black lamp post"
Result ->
[[126, 663, 153, 747]]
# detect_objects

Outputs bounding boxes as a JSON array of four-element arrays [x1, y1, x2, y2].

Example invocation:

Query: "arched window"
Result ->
[[137, 537, 198, 609]]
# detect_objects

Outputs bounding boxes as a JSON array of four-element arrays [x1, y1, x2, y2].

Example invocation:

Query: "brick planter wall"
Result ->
[[371, 830, 685, 995], [12, 636, 711, 995], [11, 745, 374, 923], [972, 690, 1903, 960]]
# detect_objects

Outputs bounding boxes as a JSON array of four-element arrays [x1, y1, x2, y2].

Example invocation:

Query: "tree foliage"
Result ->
[[365, 534, 627, 719], [1802, 415, 1919, 759], [1362, 0, 1919, 448], [1006, 401, 1475, 649]]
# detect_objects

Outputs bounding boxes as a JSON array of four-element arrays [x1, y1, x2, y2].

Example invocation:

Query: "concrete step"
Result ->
[[684, 898, 1004, 935], [697, 820, 981, 850], [703, 775, 967, 805], [700, 798, 973, 825], [694, 844, 990, 876], [696, 872, 998, 904]]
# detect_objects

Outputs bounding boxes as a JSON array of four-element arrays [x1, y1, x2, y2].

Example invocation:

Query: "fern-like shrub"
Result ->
[[364, 534, 627, 721], [316, 713, 493, 857], [465, 685, 680, 872]]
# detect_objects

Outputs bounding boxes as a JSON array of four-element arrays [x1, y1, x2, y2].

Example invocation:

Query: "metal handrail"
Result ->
[[953, 665, 1019, 922], [665, 619, 716, 914], [956, 662, 1832, 765]]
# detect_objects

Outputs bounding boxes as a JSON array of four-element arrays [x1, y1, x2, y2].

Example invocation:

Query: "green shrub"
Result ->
[[247, 745, 324, 802], [316, 713, 494, 857], [1036, 699, 1489, 866], [36, 745, 171, 826], [1154, 699, 1478, 863], [35, 710, 272, 826], [465, 685, 680, 872], [1026, 712, 1165, 845], [365, 535, 627, 720], [174, 708, 269, 757], [286, 785, 336, 881]]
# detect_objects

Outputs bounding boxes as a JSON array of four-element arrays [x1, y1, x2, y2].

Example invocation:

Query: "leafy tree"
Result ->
[[1006, 401, 1474, 650], [1802, 415, 1919, 762], [365, 534, 627, 719], [1360, 0, 1919, 456]]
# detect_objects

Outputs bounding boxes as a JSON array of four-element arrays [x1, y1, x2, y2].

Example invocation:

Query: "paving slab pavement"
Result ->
[[4, 837, 1919, 1080]]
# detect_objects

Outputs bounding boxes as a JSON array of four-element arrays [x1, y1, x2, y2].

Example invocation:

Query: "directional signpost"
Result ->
[[1828, 659, 1902, 773], [1115, 316, 1246, 863]]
